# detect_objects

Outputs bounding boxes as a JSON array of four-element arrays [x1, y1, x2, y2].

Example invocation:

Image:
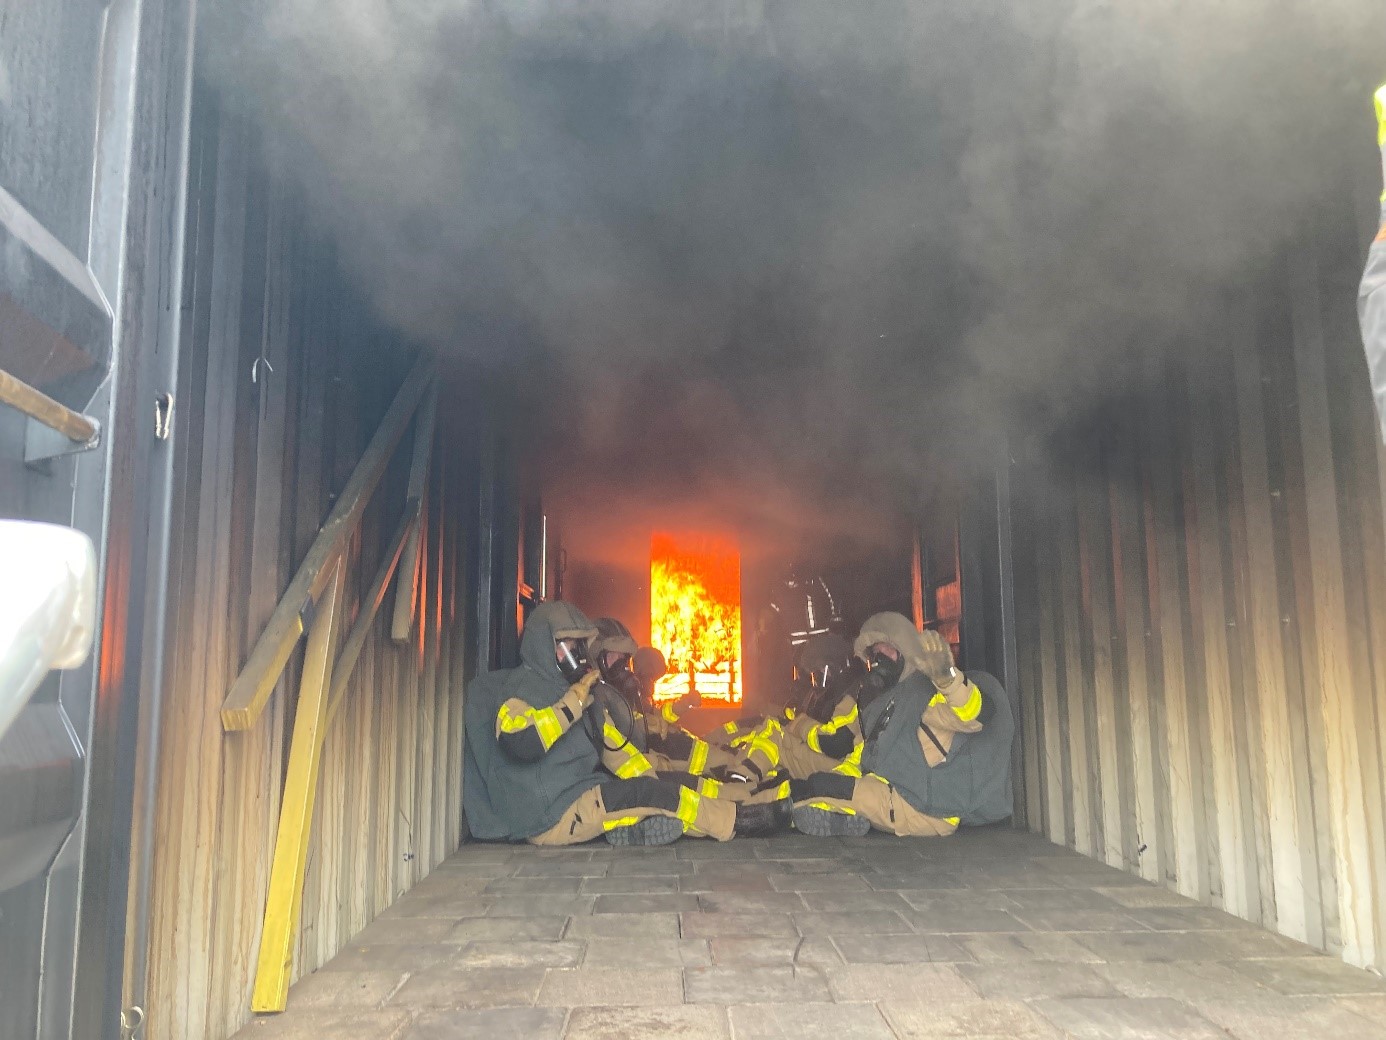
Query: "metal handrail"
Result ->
[[220, 355, 435, 731], [0, 368, 99, 444]]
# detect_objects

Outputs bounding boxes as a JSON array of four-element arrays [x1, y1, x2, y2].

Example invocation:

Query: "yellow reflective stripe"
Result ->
[[809, 702, 858, 752], [944, 816, 960, 827], [773, 779, 791, 800], [784, 706, 796, 720], [697, 777, 722, 798], [1376, 83, 1386, 147], [805, 800, 856, 815], [722, 720, 739, 734], [929, 692, 947, 708], [497, 700, 564, 749], [662, 702, 680, 724], [688, 739, 710, 775], [807, 727, 822, 753], [676, 787, 701, 830], [952, 684, 983, 723], [603, 721, 653, 778], [603, 814, 642, 831]]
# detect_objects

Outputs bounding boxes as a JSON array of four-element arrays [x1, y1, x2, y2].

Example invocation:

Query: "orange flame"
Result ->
[[650, 532, 743, 705]]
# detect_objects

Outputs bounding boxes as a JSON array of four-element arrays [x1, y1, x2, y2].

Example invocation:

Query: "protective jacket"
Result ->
[[854, 613, 1014, 826], [463, 603, 606, 840], [1360, 84, 1386, 443]]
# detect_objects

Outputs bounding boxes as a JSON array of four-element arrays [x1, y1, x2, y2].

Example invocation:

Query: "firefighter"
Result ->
[[1361, 83, 1386, 443], [462, 602, 788, 846], [775, 633, 869, 780], [789, 611, 1014, 838], [589, 619, 788, 805]]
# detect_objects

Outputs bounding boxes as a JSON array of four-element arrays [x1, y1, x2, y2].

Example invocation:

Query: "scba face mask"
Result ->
[[557, 639, 592, 683], [865, 648, 904, 691]]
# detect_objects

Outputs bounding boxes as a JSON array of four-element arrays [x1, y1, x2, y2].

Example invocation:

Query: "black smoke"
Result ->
[[203, 0, 1384, 563]]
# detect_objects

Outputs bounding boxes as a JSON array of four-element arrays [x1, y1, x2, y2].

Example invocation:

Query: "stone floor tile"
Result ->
[[353, 918, 461, 945], [443, 845, 519, 863], [376, 891, 491, 919], [798, 889, 913, 912], [900, 889, 1028, 912], [387, 966, 545, 1009], [903, 908, 1031, 934], [484, 895, 596, 917], [483, 876, 584, 895], [726, 1002, 895, 1040], [401, 1007, 567, 1039], [791, 910, 913, 935], [537, 967, 684, 1006], [825, 962, 975, 1002], [230, 1009, 411, 1039], [513, 860, 610, 878], [321, 944, 457, 973], [1123, 907, 1257, 931], [681, 872, 776, 893], [880, 998, 1065, 1039], [678, 839, 769, 860], [565, 911, 681, 938], [1198, 996, 1386, 1040], [760, 858, 847, 874], [680, 911, 798, 938], [1202, 929, 1319, 959], [1000, 888, 1124, 911], [958, 932, 1103, 963], [694, 892, 807, 914], [708, 936, 842, 968], [581, 937, 712, 968], [833, 933, 972, 964], [579, 875, 680, 894], [564, 1004, 730, 1040], [285, 970, 406, 1009], [756, 837, 848, 858], [1006, 908, 1146, 933], [455, 940, 585, 969], [447, 916, 568, 942], [768, 873, 868, 892], [1072, 930, 1226, 962], [606, 859, 696, 876], [959, 962, 1122, 1000], [1096, 886, 1201, 909], [1032, 996, 1230, 1039], [526, 847, 599, 861], [1228, 957, 1386, 996], [1092, 961, 1273, 1003], [865, 873, 970, 892], [592, 893, 701, 914], [683, 965, 832, 1004]]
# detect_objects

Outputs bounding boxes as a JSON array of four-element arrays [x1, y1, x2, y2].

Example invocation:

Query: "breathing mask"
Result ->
[[865, 646, 904, 691], [556, 638, 591, 683]]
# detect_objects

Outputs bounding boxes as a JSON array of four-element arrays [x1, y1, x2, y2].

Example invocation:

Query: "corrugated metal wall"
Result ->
[[1010, 204, 1386, 975], [137, 90, 472, 1040]]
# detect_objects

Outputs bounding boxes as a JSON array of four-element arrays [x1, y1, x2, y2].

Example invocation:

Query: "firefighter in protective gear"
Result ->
[[775, 634, 869, 780], [462, 602, 787, 846], [1361, 83, 1386, 443], [589, 620, 789, 807], [789, 611, 1014, 838]]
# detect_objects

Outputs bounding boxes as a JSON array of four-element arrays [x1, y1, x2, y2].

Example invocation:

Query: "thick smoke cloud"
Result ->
[[203, 0, 1383, 563]]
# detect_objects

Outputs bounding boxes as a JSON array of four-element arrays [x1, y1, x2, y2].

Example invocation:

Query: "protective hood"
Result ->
[[633, 646, 667, 685], [590, 617, 639, 661], [519, 601, 598, 687], [853, 611, 929, 681]]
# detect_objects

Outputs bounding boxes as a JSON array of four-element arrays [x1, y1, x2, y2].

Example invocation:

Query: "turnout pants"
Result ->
[[530, 777, 736, 845], [794, 772, 957, 837]]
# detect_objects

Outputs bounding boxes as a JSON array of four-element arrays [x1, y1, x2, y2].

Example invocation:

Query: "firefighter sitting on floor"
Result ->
[[588, 618, 789, 806], [462, 601, 787, 847], [789, 611, 1014, 838]]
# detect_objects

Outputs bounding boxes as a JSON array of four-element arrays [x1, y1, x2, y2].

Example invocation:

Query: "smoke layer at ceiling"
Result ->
[[203, 0, 1384, 561]]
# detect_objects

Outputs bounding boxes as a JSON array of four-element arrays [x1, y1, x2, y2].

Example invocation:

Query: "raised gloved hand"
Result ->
[[919, 629, 960, 690], [568, 668, 602, 709], [673, 691, 701, 715]]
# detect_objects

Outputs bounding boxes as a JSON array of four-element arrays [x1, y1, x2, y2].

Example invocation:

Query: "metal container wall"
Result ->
[[1009, 201, 1386, 976]]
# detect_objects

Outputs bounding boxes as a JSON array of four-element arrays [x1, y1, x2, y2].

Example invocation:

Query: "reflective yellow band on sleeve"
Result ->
[[676, 787, 701, 829], [497, 700, 564, 749], [688, 738, 710, 775], [944, 816, 960, 827], [662, 702, 680, 724], [603, 814, 642, 831], [697, 777, 722, 798], [807, 727, 823, 753], [784, 706, 796, 721], [773, 779, 791, 800], [952, 684, 983, 723], [805, 800, 856, 815], [1375, 83, 1386, 147], [722, 720, 739, 734], [929, 692, 946, 708]]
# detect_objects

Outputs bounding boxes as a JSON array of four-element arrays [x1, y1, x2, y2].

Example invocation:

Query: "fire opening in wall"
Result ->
[[649, 532, 743, 705]]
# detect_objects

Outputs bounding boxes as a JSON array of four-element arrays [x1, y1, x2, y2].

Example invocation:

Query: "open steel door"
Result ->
[[0, 1, 195, 1037]]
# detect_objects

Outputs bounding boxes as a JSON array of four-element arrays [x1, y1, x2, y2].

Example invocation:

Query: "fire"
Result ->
[[649, 532, 743, 705]]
